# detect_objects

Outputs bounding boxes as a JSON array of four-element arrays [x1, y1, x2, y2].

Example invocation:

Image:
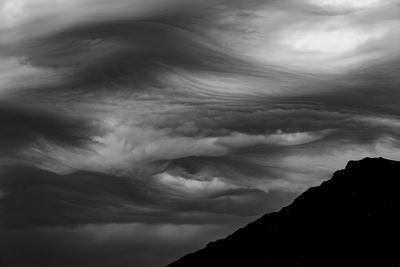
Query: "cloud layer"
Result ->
[[1, 0, 400, 266]]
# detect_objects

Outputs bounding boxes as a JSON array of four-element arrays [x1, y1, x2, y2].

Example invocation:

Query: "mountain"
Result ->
[[167, 157, 400, 267]]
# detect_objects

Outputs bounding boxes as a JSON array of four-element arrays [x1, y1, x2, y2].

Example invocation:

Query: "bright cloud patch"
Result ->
[[156, 172, 238, 196], [310, 0, 389, 8], [281, 24, 388, 54], [0, 57, 58, 93], [0, 0, 25, 28]]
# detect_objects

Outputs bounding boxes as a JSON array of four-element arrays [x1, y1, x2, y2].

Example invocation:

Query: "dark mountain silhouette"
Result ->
[[168, 157, 400, 267]]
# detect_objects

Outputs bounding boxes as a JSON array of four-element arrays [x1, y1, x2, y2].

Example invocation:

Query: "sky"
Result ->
[[0, 0, 400, 266]]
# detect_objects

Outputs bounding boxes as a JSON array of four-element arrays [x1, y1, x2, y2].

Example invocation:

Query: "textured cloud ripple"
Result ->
[[1, 0, 400, 266]]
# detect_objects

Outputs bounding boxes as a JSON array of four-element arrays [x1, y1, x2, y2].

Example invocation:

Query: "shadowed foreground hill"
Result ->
[[168, 157, 400, 267]]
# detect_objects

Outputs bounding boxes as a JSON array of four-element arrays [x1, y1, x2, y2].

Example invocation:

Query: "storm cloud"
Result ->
[[1, 0, 400, 266]]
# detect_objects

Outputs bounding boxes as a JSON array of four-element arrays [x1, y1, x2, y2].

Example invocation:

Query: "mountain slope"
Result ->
[[168, 157, 400, 267]]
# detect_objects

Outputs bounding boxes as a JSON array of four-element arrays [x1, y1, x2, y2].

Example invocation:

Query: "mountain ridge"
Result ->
[[167, 157, 400, 267]]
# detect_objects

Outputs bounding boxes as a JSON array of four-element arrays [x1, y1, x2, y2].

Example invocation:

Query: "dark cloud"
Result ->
[[0, 161, 295, 267], [0, 222, 240, 267], [0, 0, 307, 101], [270, 59, 400, 117], [10, 18, 274, 97], [166, 154, 285, 182], [0, 163, 295, 229], [1, 0, 400, 266], [143, 57, 400, 184], [0, 103, 97, 155]]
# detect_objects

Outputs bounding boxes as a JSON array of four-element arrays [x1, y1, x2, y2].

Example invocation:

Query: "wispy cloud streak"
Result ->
[[1, 0, 400, 266]]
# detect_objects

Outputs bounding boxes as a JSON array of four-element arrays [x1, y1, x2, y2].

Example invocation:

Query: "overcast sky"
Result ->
[[1, 0, 400, 266]]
